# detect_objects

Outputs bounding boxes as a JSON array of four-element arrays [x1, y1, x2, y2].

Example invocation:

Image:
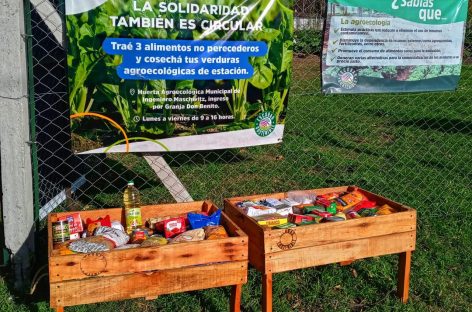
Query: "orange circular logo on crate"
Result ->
[[277, 229, 297, 250], [80, 253, 107, 276]]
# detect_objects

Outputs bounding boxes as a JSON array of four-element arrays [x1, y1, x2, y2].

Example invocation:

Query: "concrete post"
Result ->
[[0, 0, 36, 290]]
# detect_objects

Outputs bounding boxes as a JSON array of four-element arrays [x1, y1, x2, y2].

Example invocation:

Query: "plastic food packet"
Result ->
[[187, 209, 221, 229], [204, 225, 228, 240], [140, 236, 168, 247], [242, 205, 277, 217], [111, 220, 125, 232], [86, 215, 111, 236], [57, 213, 83, 240], [346, 211, 361, 219], [287, 191, 316, 204], [94, 226, 130, 247], [170, 228, 205, 244], [115, 244, 141, 250], [163, 217, 187, 238], [318, 192, 341, 200], [336, 191, 365, 212], [376, 204, 396, 215], [68, 236, 115, 253]]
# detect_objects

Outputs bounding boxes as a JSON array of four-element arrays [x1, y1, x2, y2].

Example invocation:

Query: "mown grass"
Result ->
[[1, 65, 471, 311]]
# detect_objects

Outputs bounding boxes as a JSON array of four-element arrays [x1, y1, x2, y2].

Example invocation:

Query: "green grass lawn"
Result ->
[[1, 64, 471, 311]]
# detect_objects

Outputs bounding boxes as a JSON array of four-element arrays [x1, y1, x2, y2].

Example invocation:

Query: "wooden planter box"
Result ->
[[48, 201, 248, 312], [224, 186, 417, 312]]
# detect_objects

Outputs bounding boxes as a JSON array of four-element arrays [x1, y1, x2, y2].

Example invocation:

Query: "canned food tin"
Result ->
[[53, 220, 70, 245]]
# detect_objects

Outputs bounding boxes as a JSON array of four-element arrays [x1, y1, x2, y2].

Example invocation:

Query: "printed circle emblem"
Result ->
[[80, 253, 107, 276], [255, 111, 276, 137], [337, 67, 358, 90], [277, 229, 297, 250]]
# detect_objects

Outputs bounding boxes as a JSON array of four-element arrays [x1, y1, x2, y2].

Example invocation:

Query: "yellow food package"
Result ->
[[336, 191, 365, 212], [204, 225, 229, 240], [253, 213, 288, 227], [376, 204, 396, 215]]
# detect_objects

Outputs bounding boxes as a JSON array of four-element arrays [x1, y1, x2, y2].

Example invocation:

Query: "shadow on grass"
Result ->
[[394, 118, 472, 135]]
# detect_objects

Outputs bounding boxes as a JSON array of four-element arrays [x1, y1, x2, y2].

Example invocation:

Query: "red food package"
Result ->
[[351, 200, 377, 212], [288, 213, 314, 224], [85, 215, 111, 236], [58, 213, 83, 240], [315, 198, 332, 208], [318, 192, 340, 200], [163, 217, 186, 238]]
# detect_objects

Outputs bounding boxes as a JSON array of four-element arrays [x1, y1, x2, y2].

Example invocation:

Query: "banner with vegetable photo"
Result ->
[[322, 0, 468, 94], [66, 0, 293, 153]]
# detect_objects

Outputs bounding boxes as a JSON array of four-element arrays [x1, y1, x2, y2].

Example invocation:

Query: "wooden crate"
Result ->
[[48, 201, 248, 312], [224, 186, 417, 312]]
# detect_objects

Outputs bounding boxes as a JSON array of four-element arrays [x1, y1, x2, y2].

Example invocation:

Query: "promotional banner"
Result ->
[[65, 0, 293, 153], [322, 0, 468, 94]]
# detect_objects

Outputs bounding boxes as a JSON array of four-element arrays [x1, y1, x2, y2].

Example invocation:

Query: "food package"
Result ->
[[140, 236, 168, 247], [287, 191, 316, 204], [304, 205, 326, 214], [260, 198, 285, 208], [310, 210, 332, 218], [85, 215, 111, 236], [204, 225, 228, 240], [288, 213, 315, 225], [187, 209, 221, 229], [129, 227, 152, 244], [170, 228, 205, 244], [275, 223, 297, 229], [57, 213, 83, 240], [162, 217, 187, 238], [111, 220, 125, 232], [335, 191, 365, 211], [242, 205, 277, 217], [274, 205, 293, 216], [115, 244, 141, 250], [236, 200, 258, 208], [94, 226, 129, 247], [252, 213, 288, 227], [376, 204, 396, 215], [281, 198, 301, 207], [68, 236, 115, 253], [315, 198, 332, 208], [318, 192, 341, 200]]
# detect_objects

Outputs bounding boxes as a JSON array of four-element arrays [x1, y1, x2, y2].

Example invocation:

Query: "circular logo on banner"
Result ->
[[337, 68, 358, 90], [255, 111, 276, 137]]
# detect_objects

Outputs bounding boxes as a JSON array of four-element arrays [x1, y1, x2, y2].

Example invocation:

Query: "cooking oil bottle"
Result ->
[[123, 181, 142, 234]]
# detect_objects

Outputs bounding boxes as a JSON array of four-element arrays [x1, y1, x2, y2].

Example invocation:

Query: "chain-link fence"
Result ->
[[27, 0, 472, 222]]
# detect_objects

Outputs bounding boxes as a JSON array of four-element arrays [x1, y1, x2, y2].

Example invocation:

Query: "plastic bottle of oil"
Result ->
[[123, 181, 142, 234]]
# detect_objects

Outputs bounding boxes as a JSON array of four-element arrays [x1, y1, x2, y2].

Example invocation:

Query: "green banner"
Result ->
[[322, 0, 468, 94], [66, 0, 293, 153]]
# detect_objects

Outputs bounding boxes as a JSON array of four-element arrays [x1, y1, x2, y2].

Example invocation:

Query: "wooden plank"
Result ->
[[49, 236, 247, 282], [266, 231, 416, 273], [50, 261, 247, 307], [397, 251, 412, 303], [224, 200, 266, 272], [264, 210, 416, 253]]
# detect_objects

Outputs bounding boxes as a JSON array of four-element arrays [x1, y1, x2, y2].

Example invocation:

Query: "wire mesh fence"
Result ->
[[27, 0, 472, 222]]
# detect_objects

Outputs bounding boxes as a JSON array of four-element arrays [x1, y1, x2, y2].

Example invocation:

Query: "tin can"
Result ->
[[52, 220, 70, 245]]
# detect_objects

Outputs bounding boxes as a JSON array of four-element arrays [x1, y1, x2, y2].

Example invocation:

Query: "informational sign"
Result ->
[[65, 0, 293, 153], [322, 0, 468, 94]]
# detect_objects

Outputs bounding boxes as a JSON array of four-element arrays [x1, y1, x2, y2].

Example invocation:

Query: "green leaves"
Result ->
[[249, 63, 274, 89]]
